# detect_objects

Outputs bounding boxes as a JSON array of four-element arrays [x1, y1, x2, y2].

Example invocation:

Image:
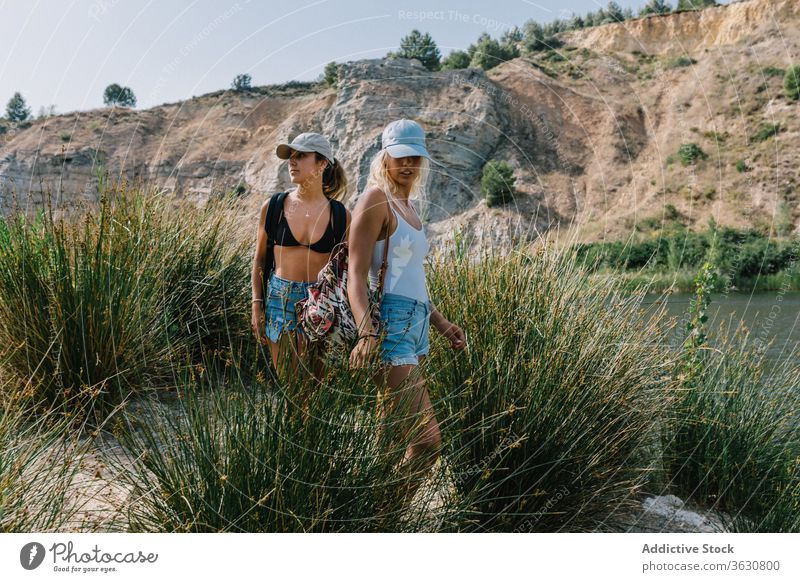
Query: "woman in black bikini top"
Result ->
[[250, 132, 351, 381]]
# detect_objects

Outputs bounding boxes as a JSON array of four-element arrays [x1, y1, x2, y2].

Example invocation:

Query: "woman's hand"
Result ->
[[439, 321, 466, 350], [252, 302, 267, 344], [349, 335, 379, 368]]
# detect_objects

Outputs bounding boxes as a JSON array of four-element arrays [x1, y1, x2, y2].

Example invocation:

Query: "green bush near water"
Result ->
[[664, 264, 800, 532], [575, 225, 800, 289]]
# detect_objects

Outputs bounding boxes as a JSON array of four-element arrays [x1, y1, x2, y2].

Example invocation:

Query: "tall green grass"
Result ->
[[2, 184, 798, 532], [0, 181, 250, 419], [426, 234, 673, 531], [116, 352, 456, 532]]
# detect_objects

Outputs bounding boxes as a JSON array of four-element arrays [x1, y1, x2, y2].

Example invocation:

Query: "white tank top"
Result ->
[[368, 197, 430, 303]]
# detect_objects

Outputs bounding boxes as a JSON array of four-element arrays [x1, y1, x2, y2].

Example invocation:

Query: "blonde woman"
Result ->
[[347, 119, 466, 501], [251, 133, 350, 380]]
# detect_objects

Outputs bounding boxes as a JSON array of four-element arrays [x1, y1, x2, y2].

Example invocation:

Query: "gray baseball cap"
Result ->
[[381, 119, 433, 160], [276, 132, 335, 164]]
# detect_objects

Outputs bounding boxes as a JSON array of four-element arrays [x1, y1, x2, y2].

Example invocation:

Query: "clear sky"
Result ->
[[0, 0, 733, 116]]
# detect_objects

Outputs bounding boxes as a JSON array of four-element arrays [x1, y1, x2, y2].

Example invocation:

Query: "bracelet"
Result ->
[[252, 299, 264, 303]]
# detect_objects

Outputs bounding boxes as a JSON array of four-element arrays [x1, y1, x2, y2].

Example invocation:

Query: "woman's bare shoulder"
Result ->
[[354, 186, 389, 214], [258, 198, 270, 222]]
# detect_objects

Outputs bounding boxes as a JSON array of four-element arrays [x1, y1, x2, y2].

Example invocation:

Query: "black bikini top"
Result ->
[[266, 191, 346, 254]]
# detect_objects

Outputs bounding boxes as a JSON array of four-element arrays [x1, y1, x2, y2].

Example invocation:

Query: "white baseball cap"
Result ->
[[276, 132, 335, 164]]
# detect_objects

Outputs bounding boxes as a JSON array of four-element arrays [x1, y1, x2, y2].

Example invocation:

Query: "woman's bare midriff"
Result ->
[[273, 246, 332, 282]]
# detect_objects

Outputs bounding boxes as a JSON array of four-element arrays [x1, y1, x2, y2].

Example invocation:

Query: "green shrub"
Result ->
[[677, 142, 707, 165], [753, 122, 781, 142], [441, 50, 471, 70], [664, 203, 680, 221], [784, 64, 800, 100], [572, 225, 800, 280], [323, 62, 339, 87], [481, 160, 516, 207], [775, 201, 795, 237], [735, 159, 750, 173], [762, 66, 785, 78], [635, 216, 663, 232], [665, 56, 697, 69]]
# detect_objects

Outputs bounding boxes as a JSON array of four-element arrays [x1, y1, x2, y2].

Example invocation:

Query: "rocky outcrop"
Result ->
[[563, 0, 800, 56]]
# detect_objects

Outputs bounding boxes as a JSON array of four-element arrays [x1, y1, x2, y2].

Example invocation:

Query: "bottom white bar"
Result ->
[[1, 533, 797, 581]]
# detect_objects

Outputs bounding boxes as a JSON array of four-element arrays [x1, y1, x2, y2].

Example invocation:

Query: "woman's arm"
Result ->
[[429, 303, 448, 333], [347, 188, 386, 339], [348, 189, 391, 368], [429, 301, 467, 350], [251, 200, 270, 343]]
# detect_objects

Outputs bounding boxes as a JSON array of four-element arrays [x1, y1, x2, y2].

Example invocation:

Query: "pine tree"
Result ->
[[522, 20, 562, 53], [103, 84, 136, 107], [469, 34, 506, 70], [569, 14, 585, 29], [395, 30, 441, 71], [640, 0, 672, 16], [676, 0, 717, 11], [605, 2, 625, 23], [499, 27, 522, 59], [231, 73, 252, 91], [5, 92, 31, 122]]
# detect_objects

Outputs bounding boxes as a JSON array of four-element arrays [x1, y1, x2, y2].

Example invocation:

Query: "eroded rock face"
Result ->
[[562, 0, 800, 56], [2, 0, 798, 249]]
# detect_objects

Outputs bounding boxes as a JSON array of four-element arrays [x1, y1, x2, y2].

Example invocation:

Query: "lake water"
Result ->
[[641, 292, 800, 366]]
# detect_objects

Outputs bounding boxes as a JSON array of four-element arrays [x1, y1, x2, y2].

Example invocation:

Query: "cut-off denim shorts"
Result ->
[[378, 292, 432, 367], [264, 273, 314, 343]]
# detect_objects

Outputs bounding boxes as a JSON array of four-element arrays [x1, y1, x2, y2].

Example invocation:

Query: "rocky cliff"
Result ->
[[1, 0, 798, 250]]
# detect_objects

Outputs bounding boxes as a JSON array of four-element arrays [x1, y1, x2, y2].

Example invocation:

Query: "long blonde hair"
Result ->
[[366, 150, 430, 201]]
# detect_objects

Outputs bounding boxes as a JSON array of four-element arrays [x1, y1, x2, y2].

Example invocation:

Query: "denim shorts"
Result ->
[[378, 292, 432, 367], [264, 273, 314, 343]]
